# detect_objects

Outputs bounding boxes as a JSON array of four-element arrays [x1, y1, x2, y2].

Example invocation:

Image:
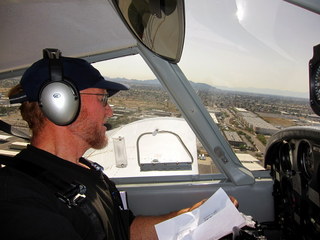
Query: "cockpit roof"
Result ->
[[0, 0, 137, 78]]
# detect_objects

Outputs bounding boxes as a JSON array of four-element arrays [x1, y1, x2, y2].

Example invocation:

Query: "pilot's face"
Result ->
[[69, 88, 113, 149]]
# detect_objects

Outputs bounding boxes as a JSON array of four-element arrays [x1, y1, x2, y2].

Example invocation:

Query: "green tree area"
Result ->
[[257, 134, 267, 145]]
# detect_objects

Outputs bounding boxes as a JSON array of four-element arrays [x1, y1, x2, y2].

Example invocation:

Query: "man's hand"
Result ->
[[177, 195, 239, 216], [229, 196, 239, 208], [176, 199, 207, 215], [130, 196, 239, 240]]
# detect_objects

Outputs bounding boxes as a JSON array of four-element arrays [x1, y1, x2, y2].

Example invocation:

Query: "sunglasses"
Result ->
[[80, 93, 109, 107]]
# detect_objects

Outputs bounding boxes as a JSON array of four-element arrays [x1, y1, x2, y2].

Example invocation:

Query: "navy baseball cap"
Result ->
[[10, 56, 128, 103]]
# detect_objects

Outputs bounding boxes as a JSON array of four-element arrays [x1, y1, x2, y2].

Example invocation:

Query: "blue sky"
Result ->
[[95, 0, 320, 96]]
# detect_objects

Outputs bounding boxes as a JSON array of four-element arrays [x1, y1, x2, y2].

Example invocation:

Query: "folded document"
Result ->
[[155, 188, 247, 240]]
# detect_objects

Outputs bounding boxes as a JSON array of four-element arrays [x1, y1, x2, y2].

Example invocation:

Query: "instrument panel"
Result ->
[[309, 44, 320, 116], [264, 126, 320, 240]]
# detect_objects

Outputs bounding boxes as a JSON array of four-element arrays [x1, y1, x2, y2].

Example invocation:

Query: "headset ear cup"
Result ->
[[39, 80, 80, 126]]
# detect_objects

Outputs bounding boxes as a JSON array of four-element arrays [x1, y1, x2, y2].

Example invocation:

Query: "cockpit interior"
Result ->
[[1, 0, 320, 239]]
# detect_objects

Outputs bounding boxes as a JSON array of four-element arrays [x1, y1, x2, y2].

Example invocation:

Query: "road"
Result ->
[[221, 108, 266, 154]]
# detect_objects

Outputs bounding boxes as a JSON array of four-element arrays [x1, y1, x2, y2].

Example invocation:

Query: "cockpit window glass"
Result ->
[[4, 1, 320, 178], [177, 0, 320, 173], [91, 55, 222, 178]]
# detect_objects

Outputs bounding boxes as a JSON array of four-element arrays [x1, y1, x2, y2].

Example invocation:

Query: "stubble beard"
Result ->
[[86, 122, 108, 149], [69, 108, 108, 150]]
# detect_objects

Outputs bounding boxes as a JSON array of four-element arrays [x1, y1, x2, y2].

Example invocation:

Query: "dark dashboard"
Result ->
[[264, 126, 320, 239]]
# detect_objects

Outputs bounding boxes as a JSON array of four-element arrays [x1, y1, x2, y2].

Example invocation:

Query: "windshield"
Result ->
[[0, 0, 319, 180], [91, 0, 320, 175]]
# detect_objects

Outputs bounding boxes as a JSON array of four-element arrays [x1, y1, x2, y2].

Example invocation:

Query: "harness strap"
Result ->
[[0, 155, 106, 240], [103, 175, 132, 239], [82, 158, 133, 240]]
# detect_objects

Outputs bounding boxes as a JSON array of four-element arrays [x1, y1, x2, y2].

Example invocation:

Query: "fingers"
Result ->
[[188, 199, 207, 212], [176, 199, 207, 215], [229, 196, 239, 208], [176, 196, 239, 218]]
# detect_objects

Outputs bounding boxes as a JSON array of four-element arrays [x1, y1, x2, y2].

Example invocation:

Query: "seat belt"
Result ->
[[0, 120, 131, 239], [0, 155, 106, 240], [103, 174, 132, 240], [81, 158, 133, 240]]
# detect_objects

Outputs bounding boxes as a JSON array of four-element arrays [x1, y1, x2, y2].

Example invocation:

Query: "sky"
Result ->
[[94, 0, 320, 96]]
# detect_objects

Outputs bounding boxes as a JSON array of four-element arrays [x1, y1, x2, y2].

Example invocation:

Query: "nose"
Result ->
[[105, 104, 113, 118]]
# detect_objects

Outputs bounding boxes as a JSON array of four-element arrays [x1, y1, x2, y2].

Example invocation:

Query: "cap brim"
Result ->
[[92, 79, 129, 97]]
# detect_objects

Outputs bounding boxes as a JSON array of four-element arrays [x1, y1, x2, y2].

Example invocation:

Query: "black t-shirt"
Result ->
[[0, 145, 127, 240]]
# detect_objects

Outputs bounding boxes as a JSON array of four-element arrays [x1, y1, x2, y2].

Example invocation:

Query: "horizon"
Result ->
[[104, 76, 309, 100], [94, 0, 320, 98]]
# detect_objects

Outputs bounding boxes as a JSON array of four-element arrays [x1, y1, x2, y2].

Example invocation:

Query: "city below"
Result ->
[[0, 77, 318, 174]]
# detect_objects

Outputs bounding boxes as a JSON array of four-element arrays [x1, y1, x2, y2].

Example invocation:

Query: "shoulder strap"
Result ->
[[0, 155, 85, 206], [0, 155, 106, 240], [81, 158, 133, 240]]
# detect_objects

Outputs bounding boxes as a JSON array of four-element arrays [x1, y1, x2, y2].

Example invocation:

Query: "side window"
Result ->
[[0, 77, 29, 156]]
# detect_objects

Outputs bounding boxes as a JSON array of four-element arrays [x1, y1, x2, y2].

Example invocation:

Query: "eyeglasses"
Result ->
[[80, 93, 109, 107]]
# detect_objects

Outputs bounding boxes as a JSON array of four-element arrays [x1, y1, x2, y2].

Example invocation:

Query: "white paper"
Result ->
[[155, 188, 246, 240]]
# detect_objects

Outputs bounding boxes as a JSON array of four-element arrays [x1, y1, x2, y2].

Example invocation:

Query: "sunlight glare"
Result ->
[[236, 0, 245, 22]]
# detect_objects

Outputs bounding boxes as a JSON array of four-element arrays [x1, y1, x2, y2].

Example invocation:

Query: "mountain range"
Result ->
[[106, 77, 308, 99]]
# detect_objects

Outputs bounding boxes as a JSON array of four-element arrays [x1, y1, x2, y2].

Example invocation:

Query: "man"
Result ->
[[0, 50, 216, 240]]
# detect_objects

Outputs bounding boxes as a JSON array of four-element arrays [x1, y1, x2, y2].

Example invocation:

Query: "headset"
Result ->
[[38, 48, 80, 126]]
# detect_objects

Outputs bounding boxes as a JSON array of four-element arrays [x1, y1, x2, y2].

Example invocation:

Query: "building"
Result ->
[[236, 153, 265, 171], [209, 112, 219, 124], [224, 131, 245, 147], [236, 109, 278, 135]]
